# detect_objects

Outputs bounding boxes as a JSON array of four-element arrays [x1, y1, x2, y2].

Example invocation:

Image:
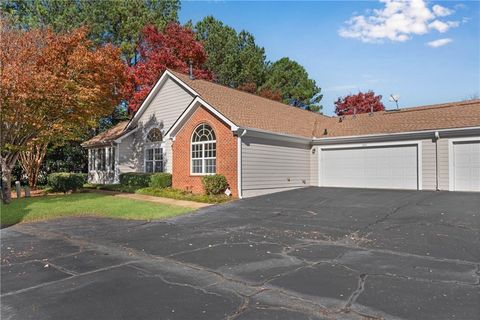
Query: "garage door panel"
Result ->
[[321, 145, 418, 190], [453, 141, 480, 192]]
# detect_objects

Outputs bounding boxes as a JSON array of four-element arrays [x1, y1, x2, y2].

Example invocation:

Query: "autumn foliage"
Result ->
[[1, 24, 125, 201], [334, 91, 385, 116], [122, 23, 212, 112]]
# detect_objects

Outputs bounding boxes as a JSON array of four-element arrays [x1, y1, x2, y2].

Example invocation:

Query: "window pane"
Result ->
[[111, 147, 115, 170], [146, 148, 154, 161], [145, 161, 153, 173], [154, 148, 162, 160], [191, 144, 202, 159], [192, 159, 202, 173], [154, 160, 163, 172], [205, 159, 216, 173]]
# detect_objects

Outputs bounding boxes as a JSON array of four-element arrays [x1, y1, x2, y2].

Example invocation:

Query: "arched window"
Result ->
[[191, 124, 216, 174], [147, 128, 163, 142]]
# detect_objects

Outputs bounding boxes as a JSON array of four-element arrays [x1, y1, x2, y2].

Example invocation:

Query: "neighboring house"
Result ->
[[82, 70, 480, 196]]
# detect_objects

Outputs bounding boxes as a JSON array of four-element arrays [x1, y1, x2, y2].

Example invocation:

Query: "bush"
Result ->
[[149, 173, 172, 189], [47, 173, 86, 193], [119, 173, 152, 187], [201, 174, 228, 195]]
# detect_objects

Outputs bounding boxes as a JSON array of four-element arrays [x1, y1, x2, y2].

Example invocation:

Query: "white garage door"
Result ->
[[320, 144, 418, 190], [452, 141, 480, 192]]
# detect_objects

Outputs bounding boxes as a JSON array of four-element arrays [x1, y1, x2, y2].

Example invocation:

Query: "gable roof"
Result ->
[[169, 70, 329, 138], [314, 100, 480, 138], [84, 69, 480, 148], [82, 121, 130, 148]]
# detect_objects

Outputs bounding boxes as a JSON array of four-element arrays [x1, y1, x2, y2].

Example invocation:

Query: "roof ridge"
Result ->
[[388, 99, 480, 113], [169, 69, 328, 120]]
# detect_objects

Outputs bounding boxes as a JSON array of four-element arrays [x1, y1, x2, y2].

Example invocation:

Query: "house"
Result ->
[[82, 69, 480, 196]]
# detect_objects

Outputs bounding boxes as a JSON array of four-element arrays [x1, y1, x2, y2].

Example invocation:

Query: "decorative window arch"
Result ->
[[147, 128, 163, 142], [144, 127, 164, 173], [191, 124, 216, 174]]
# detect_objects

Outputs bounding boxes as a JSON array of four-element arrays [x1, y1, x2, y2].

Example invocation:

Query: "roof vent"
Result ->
[[323, 129, 328, 135], [189, 60, 195, 80]]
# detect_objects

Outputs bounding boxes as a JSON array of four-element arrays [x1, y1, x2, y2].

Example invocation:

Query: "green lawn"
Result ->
[[0, 192, 192, 226]]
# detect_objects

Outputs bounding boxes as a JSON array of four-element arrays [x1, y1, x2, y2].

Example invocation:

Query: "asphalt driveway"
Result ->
[[1, 187, 479, 320]]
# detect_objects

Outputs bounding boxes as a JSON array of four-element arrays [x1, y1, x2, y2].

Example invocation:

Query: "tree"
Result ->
[[1, 0, 180, 64], [334, 91, 385, 116], [1, 24, 125, 202], [122, 23, 212, 112], [195, 16, 266, 88], [261, 58, 323, 112]]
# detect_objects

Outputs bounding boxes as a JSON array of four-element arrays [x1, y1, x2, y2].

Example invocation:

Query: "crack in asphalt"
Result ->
[[343, 274, 367, 312], [7, 226, 381, 319]]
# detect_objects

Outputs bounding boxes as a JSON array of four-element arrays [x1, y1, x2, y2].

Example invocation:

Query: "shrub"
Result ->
[[119, 173, 152, 187], [201, 174, 228, 195], [47, 173, 86, 193], [149, 173, 172, 189]]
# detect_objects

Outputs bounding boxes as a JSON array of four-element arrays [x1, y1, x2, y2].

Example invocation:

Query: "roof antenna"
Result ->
[[389, 94, 400, 109], [189, 60, 195, 80]]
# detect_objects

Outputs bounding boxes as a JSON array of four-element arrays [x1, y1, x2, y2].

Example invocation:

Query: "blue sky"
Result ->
[[179, 0, 479, 115]]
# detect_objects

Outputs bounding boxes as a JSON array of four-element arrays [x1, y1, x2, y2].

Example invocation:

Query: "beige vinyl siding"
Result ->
[[241, 137, 310, 197], [421, 139, 436, 190], [137, 77, 194, 131], [117, 134, 139, 173], [437, 138, 449, 190], [310, 146, 319, 186]]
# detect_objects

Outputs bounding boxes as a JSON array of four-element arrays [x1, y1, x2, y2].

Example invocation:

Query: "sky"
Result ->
[[179, 0, 480, 115]]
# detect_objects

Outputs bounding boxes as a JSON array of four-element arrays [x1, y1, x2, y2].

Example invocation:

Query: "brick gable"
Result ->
[[172, 105, 238, 197]]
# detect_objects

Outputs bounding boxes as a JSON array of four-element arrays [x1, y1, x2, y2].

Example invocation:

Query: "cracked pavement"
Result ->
[[1, 187, 479, 319]]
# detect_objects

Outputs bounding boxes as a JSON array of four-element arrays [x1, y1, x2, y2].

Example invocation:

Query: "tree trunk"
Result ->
[[1, 153, 18, 204], [19, 143, 48, 188]]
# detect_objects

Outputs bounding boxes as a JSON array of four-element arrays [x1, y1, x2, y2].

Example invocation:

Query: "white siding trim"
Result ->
[[318, 140, 423, 190], [237, 136, 243, 198], [448, 136, 480, 191]]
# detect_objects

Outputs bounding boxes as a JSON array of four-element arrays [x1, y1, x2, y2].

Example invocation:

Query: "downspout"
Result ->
[[434, 131, 440, 190], [237, 129, 247, 199]]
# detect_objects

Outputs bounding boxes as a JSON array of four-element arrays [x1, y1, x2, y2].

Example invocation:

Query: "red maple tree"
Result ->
[[122, 23, 212, 112], [334, 91, 385, 116]]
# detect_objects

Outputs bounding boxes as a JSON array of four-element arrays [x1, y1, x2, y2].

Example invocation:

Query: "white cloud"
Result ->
[[339, 0, 460, 43], [432, 4, 453, 17], [426, 38, 453, 47]]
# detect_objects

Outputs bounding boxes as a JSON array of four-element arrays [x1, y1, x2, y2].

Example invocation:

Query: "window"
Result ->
[[191, 124, 216, 174], [145, 147, 163, 173], [110, 147, 116, 171], [147, 128, 162, 142], [96, 148, 106, 171]]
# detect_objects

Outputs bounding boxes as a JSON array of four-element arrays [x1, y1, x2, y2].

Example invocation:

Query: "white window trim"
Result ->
[[190, 124, 217, 176], [190, 140, 217, 176], [144, 142, 165, 173], [317, 140, 423, 190], [447, 136, 480, 191]]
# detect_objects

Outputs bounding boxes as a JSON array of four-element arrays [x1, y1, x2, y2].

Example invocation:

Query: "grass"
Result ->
[[0, 192, 192, 226], [136, 187, 232, 204]]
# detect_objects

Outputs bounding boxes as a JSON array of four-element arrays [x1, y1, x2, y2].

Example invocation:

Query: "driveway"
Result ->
[[1, 187, 479, 320]]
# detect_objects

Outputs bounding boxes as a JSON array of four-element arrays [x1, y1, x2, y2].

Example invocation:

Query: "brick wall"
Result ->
[[172, 106, 238, 197]]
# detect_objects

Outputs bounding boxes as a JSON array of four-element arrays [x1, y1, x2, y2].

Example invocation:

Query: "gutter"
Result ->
[[312, 126, 480, 145]]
